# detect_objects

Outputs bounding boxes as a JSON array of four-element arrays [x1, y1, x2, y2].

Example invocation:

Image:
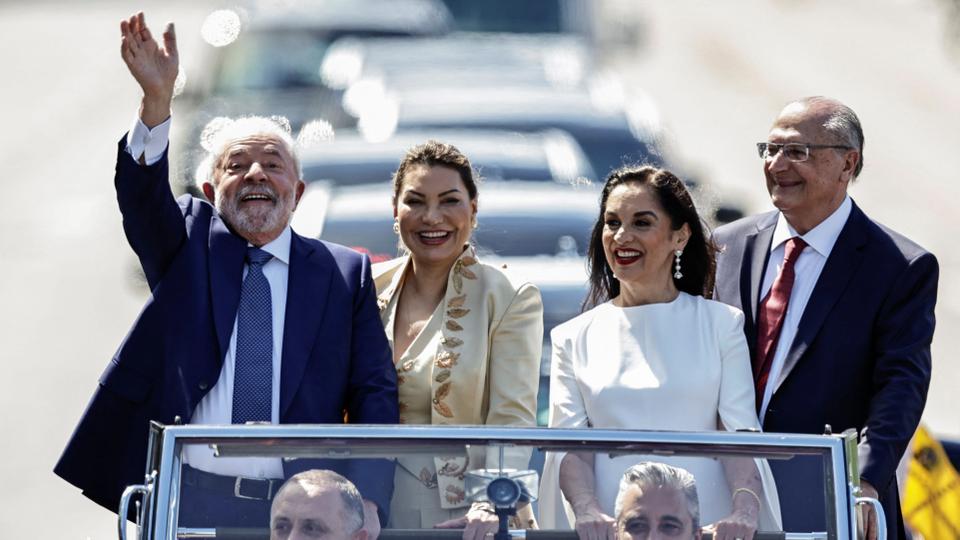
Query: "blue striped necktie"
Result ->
[[232, 247, 273, 424]]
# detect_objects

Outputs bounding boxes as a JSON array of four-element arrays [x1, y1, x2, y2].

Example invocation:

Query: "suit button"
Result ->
[[198, 382, 209, 391]]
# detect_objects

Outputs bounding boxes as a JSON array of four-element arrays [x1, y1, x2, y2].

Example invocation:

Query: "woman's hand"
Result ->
[[706, 507, 759, 540], [571, 500, 616, 540], [434, 503, 499, 540]]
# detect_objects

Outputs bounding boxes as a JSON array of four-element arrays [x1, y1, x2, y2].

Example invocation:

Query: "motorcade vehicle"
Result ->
[[437, 0, 594, 37], [320, 33, 593, 96], [118, 423, 887, 539], [298, 128, 595, 186]]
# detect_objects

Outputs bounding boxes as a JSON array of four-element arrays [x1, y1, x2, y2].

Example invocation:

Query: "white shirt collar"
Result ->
[[770, 195, 852, 257], [250, 226, 292, 265]]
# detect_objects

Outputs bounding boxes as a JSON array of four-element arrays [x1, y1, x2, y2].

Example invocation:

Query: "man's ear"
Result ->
[[840, 149, 860, 183], [202, 182, 216, 203], [293, 180, 306, 208]]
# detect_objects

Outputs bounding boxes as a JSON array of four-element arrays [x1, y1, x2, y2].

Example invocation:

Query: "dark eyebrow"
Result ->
[[302, 519, 330, 532], [660, 515, 684, 526], [633, 211, 658, 219], [404, 189, 461, 197]]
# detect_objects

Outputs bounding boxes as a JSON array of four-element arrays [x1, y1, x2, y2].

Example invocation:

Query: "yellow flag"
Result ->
[[903, 425, 960, 539]]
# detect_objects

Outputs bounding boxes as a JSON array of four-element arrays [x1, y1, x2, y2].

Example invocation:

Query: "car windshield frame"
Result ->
[[134, 424, 859, 540]]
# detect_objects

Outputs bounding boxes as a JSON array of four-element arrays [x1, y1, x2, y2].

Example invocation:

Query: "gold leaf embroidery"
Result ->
[[452, 272, 463, 294], [398, 401, 408, 412], [435, 381, 452, 400], [377, 296, 389, 312], [435, 351, 460, 368], [434, 401, 454, 418], [444, 484, 465, 504], [460, 266, 477, 279], [448, 294, 466, 308], [461, 256, 478, 266], [437, 457, 469, 478], [419, 468, 438, 488], [442, 336, 463, 348], [446, 320, 463, 332], [435, 369, 451, 383], [397, 375, 406, 385], [398, 359, 415, 372], [446, 308, 470, 319]]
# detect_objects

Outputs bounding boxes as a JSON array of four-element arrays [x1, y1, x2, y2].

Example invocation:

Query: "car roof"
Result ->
[[321, 33, 591, 90], [298, 128, 595, 183], [243, 0, 453, 33]]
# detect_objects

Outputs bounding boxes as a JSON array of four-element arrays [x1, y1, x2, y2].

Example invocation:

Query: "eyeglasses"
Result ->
[[756, 142, 852, 162]]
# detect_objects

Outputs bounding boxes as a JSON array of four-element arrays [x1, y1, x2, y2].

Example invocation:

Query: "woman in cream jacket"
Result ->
[[372, 140, 543, 536]]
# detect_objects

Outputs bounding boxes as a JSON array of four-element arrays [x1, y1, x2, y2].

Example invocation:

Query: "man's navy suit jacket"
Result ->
[[55, 139, 399, 519], [713, 201, 937, 538]]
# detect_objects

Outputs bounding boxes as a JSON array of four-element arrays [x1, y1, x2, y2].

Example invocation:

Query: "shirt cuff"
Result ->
[[125, 115, 171, 166]]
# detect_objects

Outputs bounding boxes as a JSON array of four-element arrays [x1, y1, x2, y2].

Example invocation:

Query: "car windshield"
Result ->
[[134, 425, 853, 540], [439, 0, 565, 33], [215, 29, 415, 93]]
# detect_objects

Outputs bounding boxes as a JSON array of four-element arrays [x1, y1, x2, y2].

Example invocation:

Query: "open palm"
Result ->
[[120, 12, 178, 99]]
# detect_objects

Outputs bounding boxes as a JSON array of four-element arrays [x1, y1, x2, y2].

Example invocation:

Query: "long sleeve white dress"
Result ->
[[539, 292, 781, 529]]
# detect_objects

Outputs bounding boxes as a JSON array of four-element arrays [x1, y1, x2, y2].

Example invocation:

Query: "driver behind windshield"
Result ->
[[614, 462, 702, 540], [271, 470, 368, 540]]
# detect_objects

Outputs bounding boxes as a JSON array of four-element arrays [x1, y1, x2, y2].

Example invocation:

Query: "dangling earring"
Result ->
[[673, 249, 683, 279], [393, 220, 400, 234], [472, 217, 478, 229]]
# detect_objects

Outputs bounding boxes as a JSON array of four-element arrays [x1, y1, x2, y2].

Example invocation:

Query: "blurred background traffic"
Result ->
[[2, 0, 959, 537]]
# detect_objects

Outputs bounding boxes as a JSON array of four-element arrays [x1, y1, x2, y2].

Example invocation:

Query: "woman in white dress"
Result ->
[[541, 165, 780, 540]]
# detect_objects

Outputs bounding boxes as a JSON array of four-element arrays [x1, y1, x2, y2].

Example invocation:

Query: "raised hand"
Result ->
[[119, 12, 178, 127]]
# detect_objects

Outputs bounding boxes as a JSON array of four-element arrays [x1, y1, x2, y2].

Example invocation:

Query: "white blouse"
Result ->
[[541, 292, 781, 529]]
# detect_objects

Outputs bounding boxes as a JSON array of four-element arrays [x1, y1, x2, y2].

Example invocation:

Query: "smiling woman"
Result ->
[[371, 140, 544, 537], [539, 165, 782, 539]]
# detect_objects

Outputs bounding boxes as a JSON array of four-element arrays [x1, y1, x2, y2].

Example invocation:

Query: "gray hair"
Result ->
[[272, 469, 364, 533], [614, 462, 700, 532], [195, 115, 303, 189], [794, 96, 865, 178]]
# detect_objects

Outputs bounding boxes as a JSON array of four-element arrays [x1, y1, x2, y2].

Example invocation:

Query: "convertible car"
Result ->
[[118, 424, 885, 539]]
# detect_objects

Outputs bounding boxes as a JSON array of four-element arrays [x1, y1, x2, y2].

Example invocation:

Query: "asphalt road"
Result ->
[[1, 1, 957, 538]]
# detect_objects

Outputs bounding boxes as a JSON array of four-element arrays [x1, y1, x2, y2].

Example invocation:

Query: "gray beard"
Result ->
[[214, 187, 295, 240]]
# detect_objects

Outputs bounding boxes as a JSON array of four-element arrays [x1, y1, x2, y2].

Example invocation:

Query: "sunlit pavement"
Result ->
[[1, 1, 957, 538]]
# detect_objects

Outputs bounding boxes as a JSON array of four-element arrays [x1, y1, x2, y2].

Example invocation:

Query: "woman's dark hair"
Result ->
[[584, 165, 718, 309], [392, 140, 478, 203]]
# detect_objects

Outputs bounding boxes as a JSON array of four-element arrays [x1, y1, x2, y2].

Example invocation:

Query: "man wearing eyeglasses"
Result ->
[[713, 96, 938, 540]]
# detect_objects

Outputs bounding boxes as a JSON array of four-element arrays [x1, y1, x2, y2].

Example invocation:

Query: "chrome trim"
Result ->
[[140, 425, 850, 540], [118, 483, 149, 540]]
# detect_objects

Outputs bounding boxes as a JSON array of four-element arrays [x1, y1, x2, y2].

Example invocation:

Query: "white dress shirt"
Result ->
[[125, 116, 289, 478], [757, 196, 852, 422]]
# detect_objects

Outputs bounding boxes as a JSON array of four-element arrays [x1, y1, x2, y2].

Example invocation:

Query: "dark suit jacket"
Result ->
[[713, 201, 937, 538], [55, 138, 399, 521]]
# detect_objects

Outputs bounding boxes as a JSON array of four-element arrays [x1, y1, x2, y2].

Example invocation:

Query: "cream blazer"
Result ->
[[373, 248, 544, 509]]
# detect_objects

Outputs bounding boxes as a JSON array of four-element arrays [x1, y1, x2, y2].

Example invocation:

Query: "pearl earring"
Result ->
[[393, 220, 400, 234], [673, 250, 683, 279]]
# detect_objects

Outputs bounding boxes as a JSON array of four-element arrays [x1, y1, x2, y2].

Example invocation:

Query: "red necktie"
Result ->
[[754, 236, 807, 411]]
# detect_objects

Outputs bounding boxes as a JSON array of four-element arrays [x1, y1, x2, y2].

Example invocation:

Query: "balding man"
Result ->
[[271, 470, 368, 540], [54, 12, 397, 533], [614, 462, 701, 540], [713, 97, 938, 539]]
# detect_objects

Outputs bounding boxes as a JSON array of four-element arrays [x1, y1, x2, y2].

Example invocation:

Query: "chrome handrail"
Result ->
[[855, 496, 887, 540], [118, 484, 150, 540]]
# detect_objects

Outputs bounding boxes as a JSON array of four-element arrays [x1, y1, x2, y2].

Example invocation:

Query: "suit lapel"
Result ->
[[771, 204, 869, 393], [209, 215, 246, 363], [279, 234, 330, 418], [742, 213, 777, 336]]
